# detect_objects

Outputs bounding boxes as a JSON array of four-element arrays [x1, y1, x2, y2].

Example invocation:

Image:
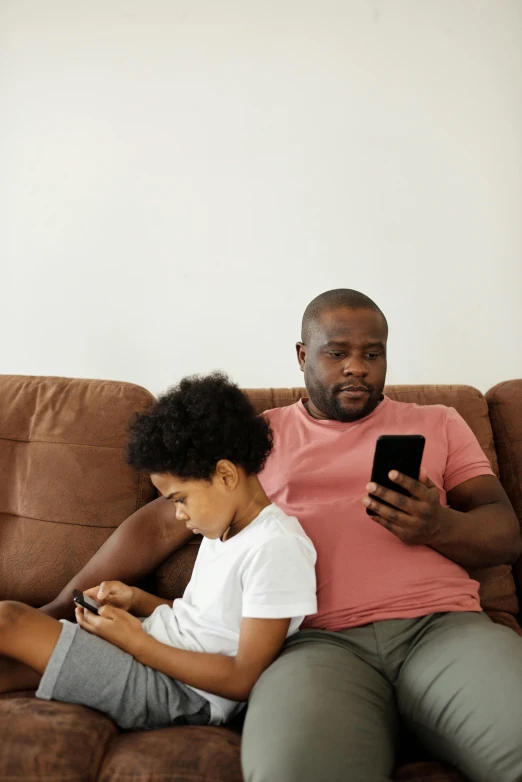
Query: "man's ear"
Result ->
[[214, 459, 239, 491], [296, 342, 306, 372]]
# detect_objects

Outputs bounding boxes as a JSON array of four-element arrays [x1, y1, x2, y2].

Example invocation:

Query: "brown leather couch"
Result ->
[[1, 374, 521, 782]]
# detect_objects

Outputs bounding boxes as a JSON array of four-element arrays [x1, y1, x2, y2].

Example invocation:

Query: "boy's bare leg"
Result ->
[[0, 656, 41, 692], [0, 602, 62, 692]]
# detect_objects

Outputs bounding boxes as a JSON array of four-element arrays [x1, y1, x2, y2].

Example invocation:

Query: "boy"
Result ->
[[0, 373, 317, 729]]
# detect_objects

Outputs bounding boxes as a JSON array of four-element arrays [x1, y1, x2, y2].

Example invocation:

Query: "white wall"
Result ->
[[2, 0, 521, 395]]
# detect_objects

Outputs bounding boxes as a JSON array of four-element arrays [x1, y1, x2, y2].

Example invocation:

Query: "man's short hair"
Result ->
[[301, 289, 387, 343]]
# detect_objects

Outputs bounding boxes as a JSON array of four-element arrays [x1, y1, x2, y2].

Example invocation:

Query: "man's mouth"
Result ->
[[338, 386, 371, 394], [336, 386, 372, 399]]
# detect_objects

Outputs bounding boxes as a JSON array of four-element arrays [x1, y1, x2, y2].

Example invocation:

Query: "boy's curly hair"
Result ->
[[126, 372, 273, 480]]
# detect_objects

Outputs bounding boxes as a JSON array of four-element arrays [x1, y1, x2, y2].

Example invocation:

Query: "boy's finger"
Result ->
[[98, 604, 118, 620], [98, 581, 123, 601], [75, 606, 88, 628], [96, 581, 111, 600]]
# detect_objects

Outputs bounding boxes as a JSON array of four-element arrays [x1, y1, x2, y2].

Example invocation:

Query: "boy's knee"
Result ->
[[0, 601, 29, 628]]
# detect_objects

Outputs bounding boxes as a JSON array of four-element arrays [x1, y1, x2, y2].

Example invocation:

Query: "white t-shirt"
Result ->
[[142, 503, 317, 724]]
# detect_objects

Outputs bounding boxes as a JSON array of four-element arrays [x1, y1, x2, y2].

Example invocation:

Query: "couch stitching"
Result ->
[[0, 436, 124, 450], [0, 511, 121, 530]]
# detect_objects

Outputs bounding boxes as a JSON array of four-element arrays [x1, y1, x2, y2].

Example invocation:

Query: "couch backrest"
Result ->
[[155, 383, 519, 628], [0, 375, 156, 605]]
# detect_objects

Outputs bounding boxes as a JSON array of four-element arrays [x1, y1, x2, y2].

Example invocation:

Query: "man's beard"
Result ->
[[306, 375, 382, 422]]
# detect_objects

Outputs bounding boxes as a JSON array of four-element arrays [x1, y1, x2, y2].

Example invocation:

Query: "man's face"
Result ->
[[296, 307, 388, 422]]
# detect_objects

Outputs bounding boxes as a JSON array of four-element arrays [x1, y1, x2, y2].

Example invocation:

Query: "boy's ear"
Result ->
[[214, 459, 239, 490]]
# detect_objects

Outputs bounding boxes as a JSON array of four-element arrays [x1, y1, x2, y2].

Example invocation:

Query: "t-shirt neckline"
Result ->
[[296, 395, 389, 429], [215, 502, 276, 547]]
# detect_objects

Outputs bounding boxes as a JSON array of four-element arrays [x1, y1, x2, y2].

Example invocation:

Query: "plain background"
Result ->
[[2, 0, 521, 395]]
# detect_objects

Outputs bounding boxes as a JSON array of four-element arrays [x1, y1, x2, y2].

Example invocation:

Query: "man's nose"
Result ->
[[342, 358, 368, 376]]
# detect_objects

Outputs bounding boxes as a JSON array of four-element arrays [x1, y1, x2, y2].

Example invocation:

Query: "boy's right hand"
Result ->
[[84, 581, 135, 612]]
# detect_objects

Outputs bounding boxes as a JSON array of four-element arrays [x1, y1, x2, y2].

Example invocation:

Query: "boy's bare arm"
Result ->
[[77, 608, 290, 702], [84, 581, 173, 617], [41, 497, 193, 620], [133, 617, 290, 700], [130, 586, 173, 615]]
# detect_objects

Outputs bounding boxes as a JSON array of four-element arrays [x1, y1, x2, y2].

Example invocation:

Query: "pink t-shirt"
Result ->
[[259, 396, 494, 631]]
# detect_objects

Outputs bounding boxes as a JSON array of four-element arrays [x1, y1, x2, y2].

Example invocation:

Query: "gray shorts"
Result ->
[[36, 620, 211, 731]]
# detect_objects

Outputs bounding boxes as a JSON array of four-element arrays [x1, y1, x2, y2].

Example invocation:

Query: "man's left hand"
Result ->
[[362, 468, 449, 545], [75, 603, 147, 656]]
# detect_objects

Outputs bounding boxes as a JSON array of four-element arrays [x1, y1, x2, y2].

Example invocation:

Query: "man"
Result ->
[[41, 289, 522, 782]]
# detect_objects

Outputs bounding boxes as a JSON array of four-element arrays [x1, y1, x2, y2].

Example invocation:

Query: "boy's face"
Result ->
[[151, 466, 237, 540]]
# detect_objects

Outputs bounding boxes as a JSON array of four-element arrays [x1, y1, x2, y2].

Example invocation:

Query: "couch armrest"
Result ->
[[486, 380, 522, 600]]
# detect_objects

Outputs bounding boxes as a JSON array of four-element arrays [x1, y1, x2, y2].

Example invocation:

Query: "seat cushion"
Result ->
[[0, 694, 118, 782], [98, 725, 242, 782]]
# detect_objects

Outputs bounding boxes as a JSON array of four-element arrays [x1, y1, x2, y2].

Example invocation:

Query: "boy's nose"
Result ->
[[176, 508, 189, 522]]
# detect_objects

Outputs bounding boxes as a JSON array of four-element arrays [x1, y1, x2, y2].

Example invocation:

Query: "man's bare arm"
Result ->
[[433, 475, 522, 568], [41, 497, 193, 619], [364, 471, 522, 569]]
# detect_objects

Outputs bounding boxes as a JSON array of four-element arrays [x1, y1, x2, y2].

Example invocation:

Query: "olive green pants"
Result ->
[[242, 612, 522, 782]]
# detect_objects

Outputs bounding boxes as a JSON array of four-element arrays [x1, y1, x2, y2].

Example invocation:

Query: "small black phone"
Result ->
[[72, 589, 102, 615], [366, 434, 425, 516]]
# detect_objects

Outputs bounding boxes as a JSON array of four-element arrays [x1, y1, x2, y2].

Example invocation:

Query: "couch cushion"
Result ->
[[0, 695, 118, 782], [98, 726, 242, 782], [0, 375, 156, 605]]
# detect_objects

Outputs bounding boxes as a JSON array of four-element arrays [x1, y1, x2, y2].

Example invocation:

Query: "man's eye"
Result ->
[[329, 352, 345, 359], [366, 353, 381, 360]]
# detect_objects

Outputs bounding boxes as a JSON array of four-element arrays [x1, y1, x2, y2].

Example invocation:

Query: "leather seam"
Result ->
[[0, 436, 125, 450], [0, 511, 120, 529]]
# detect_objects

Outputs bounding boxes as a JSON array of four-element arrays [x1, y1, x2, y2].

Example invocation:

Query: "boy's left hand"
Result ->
[[75, 604, 147, 657]]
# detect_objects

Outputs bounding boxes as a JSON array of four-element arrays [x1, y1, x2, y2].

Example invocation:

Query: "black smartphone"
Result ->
[[72, 589, 102, 615], [366, 435, 425, 516]]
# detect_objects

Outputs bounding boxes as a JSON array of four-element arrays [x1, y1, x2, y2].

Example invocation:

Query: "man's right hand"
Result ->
[[84, 581, 135, 612]]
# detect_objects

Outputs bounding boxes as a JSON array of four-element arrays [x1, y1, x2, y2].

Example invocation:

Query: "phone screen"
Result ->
[[83, 594, 102, 612], [73, 589, 102, 614], [367, 434, 425, 516]]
